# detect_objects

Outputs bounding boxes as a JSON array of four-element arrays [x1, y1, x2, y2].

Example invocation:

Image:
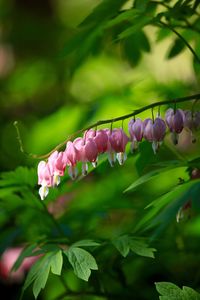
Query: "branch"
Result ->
[[15, 93, 200, 160], [158, 20, 200, 65]]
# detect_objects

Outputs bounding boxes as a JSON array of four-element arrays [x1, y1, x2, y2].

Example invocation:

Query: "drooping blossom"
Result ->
[[107, 128, 129, 166], [183, 110, 200, 143], [84, 129, 108, 154], [37, 161, 52, 200], [0, 247, 39, 283], [73, 137, 98, 175], [143, 117, 166, 153], [48, 151, 66, 186], [165, 108, 185, 144], [128, 118, 144, 152], [63, 141, 79, 180]]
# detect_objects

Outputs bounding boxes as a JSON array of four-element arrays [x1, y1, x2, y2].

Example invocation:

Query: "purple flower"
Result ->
[[143, 117, 166, 153], [128, 118, 144, 151], [165, 108, 185, 144]]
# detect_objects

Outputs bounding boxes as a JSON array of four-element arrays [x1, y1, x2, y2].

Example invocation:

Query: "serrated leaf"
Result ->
[[64, 247, 98, 281], [0, 167, 36, 188], [113, 235, 156, 258], [112, 235, 130, 257], [155, 282, 200, 300], [22, 250, 63, 299], [33, 261, 50, 299], [71, 239, 100, 248], [155, 282, 183, 299], [129, 239, 156, 258], [167, 38, 185, 59]]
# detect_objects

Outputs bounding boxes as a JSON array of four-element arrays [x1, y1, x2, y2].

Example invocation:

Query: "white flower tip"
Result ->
[[39, 185, 49, 200], [53, 174, 60, 186], [68, 166, 78, 180], [116, 152, 127, 165]]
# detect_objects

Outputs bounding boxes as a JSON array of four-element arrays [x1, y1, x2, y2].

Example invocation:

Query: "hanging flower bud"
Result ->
[[37, 161, 52, 200], [143, 117, 166, 154], [184, 110, 200, 143], [73, 137, 98, 175], [128, 118, 143, 152], [63, 141, 79, 180], [84, 129, 108, 154], [165, 108, 185, 144], [107, 128, 129, 166], [48, 151, 66, 186], [143, 118, 154, 142]]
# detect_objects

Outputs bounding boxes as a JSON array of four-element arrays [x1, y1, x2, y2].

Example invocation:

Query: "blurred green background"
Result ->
[[1, 0, 200, 299]]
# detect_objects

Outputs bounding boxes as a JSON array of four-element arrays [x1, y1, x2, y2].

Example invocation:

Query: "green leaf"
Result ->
[[124, 161, 185, 193], [22, 250, 63, 299], [105, 10, 138, 28], [166, 38, 185, 59], [81, 0, 127, 26], [155, 282, 183, 299], [12, 244, 37, 272], [112, 235, 130, 257], [182, 286, 200, 300], [0, 167, 36, 188], [113, 235, 156, 258], [118, 15, 152, 39], [50, 250, 63, 275], [64, 247, 98, 281], [129, 239, 156, 258], [155, 282, 200, 300], [71, 239, 100, 248]]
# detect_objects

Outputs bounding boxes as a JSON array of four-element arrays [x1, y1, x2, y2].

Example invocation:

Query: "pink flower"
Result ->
[[84, 129, 108, 154], [165, 108, 185, 144], [107, 128, 129, 166], [128, 118, 144, 151], [37, 161, 52, 200], [73, 137, 98, 175], [48, 151, 66, 186], [0, 247, 39, 283], [143, 117, 166, 153], [63, 141, 79, 180]]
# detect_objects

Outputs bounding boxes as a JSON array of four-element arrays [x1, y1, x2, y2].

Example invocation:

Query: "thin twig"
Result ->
[[158, 20, 200, 64]]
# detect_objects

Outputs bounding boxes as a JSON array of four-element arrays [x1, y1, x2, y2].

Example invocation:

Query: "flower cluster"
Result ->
[[37, 108, 200, 200]]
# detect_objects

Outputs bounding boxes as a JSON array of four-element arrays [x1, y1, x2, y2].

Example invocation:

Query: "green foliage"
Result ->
[[63, 247, 98, 281], [155, 282, 200, 300], [22, 249, 63, 299], [113, 235, 156, 258]]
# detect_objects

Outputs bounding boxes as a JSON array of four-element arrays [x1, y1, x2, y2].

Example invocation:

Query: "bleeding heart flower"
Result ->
[[48, 151, 66, 186], [184, 110, 200, 143], [128, 118, 144, 151], [73, 137, 98, 175], [63, 141, 79, 180], [107, 128, 129, 166], [165, 108, 185, 144], [37, 161, 52, 200], [143, 117, 166, 153], [84, 129, 108, 154]]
